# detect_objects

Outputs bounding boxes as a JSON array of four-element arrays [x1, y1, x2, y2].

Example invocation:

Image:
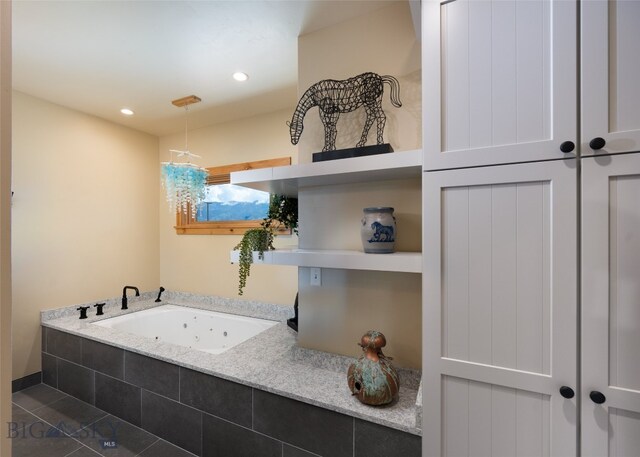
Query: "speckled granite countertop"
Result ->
[[41, 290, 422, 436]]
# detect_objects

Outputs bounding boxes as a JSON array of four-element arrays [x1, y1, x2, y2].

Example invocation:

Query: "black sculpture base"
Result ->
[[312, 143, 394, 163]]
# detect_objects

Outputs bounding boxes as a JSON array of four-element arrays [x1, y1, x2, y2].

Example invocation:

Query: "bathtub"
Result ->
[[93, 304, 278, 354]]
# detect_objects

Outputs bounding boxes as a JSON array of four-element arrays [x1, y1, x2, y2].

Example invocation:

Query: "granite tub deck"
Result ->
[[41, 291, 422, 438]]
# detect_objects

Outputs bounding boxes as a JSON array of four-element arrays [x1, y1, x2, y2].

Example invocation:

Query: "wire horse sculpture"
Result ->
[[287, 72, 402, 152]]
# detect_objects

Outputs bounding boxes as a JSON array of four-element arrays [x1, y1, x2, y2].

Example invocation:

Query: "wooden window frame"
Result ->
[[174, 157, 291, 235]]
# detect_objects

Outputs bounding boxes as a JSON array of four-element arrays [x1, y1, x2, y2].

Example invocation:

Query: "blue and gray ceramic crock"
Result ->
[[360, 207, 396, 254]]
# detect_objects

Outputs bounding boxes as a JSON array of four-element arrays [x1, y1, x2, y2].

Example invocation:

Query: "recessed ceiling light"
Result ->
[[120, 108, 134, 116], [232, 72, 249, 82]]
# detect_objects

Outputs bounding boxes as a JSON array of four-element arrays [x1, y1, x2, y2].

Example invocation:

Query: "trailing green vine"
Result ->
[[233, 194, 298, 295]]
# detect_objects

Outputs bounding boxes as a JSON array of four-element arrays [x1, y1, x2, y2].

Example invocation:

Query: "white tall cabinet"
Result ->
[[581, 1, 640, 156], [423, 160, 578, 456], [582, 153, 640, 457], [579, 2, 640, 455], [422, 0, 577, 170], [423, 0, 640, 456]]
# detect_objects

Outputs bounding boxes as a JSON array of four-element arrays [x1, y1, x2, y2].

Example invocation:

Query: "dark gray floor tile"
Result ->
[[13, 384, 67, 411], [72, 415, 158, 457], [202, 413, 281, 457], [10, 409, 65, 441], [82, 339, 124, 379], [354, 419, 421, 457], [138, 439, 197, 457], [58, 360, 94, 405], [95, 373, 141, 426], [42, 353, 58, 388], [253, 389, 353, 457], [11, 437, 81, 457], [32, 395, 107, 435], [141, 390, 201, 456], [66, 446, 102, 456], [11, 404, 39, 432], [11, 425, 82, 457], [124, 352, 179, 400], [180, 368, 252, 427], [47, 328, 82, 363], [283, 444, 321, 457]]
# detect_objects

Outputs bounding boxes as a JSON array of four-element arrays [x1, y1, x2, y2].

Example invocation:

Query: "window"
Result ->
[[174, 157, 291, 235], [196, 184, 270, 222]]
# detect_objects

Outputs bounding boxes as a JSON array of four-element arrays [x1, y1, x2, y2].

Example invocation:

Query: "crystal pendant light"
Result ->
[[161, 95, 208, 218]]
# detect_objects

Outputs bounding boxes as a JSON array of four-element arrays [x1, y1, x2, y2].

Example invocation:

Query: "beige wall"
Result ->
[[1, 1, 12, 454], [296, 2, 423, 368], [11, 92, 160, 379], [298, 178, 422, 369], [159, 108, 298, 306]]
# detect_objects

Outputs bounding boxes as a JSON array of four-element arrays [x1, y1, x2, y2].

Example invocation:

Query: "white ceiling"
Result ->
[[12, 0, 399, 136]]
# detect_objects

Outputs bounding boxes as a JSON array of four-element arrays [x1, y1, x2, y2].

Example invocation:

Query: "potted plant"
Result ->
[[234, 194, 298, 295]]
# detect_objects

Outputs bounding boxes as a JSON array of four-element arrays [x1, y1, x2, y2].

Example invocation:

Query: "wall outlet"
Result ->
[[310, 267, 321, 286]]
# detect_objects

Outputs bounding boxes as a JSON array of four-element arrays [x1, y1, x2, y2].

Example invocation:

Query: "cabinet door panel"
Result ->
[[581, 0, 640, 155], [443, 377, 551, 457], [423, 0, 576, 170], [423, 160, 577, 456], [609, 409, 640, 457], [442, 181, 551, 374], [582, 153, 640, 456]]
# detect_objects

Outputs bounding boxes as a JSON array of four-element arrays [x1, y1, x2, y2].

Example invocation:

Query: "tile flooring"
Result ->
[[10, 383, 195, 457]]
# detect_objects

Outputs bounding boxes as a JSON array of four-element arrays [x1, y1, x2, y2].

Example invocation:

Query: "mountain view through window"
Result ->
[[196, 184, 269, 222]]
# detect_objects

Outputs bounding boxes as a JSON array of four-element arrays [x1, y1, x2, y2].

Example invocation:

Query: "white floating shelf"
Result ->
[[229, 248, 422, 273], [230, 149, 422, 196]]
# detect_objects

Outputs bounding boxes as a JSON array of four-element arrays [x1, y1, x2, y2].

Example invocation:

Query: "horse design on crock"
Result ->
[[287, 72, 402, 152], [368, 221, 394, 243]]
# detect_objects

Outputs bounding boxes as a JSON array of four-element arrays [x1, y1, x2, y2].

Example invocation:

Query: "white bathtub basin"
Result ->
[[93, 304, 278, 355]]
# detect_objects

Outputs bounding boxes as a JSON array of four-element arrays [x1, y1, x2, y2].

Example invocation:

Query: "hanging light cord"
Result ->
[[168, 104, 201, 163], [184, 105, 189, 158]]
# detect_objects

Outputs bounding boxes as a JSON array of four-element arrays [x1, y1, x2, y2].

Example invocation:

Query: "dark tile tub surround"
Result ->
[[40, 291, 422, 456], [141, 390, 202, 456], [355, 419, 422, 456], [41, 353, 57, 387], [47, 328, 82, 364], [203, 413, 281, 457], [94, 373, 141, 426], [253, 389, 353, 457], [125, 351, 180, 400], [284, 444, 321, 457], [180, 367, 252, 427], [42, 335, 421, 457], [81, 338, 124, 379], [56, 359, 94, 405]]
